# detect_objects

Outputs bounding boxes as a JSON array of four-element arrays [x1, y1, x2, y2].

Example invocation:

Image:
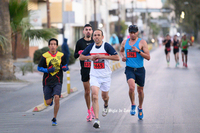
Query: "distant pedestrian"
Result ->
[[172, 35, 180, 67], [158, 36, 163, 47], [180, 34, 192, 67], [37, 38, 69, 126], [109, 34, 120, 52], [62, 38, 70, 65], [163, 34, 172, 67]]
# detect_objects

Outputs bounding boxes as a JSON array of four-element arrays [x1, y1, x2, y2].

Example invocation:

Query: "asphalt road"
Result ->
[[0, 45, 200, 133]]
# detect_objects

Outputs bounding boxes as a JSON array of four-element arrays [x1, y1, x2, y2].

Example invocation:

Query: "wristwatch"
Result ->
[[138, 50, 141, 54]]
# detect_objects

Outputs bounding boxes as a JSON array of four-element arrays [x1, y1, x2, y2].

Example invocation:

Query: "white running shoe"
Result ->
[[93, 120, 100, 129], [102, 107, 109, 117]]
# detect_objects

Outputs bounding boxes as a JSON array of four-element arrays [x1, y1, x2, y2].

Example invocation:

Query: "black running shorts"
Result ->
[[80, 68, 90, 82], [173, 49, 179, 54], [182, 50, 188, 55]]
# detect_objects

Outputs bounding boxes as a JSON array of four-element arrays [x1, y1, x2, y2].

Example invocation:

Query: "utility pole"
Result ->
[[47, 0, 51, 28], [62, 0, 65, 38], [94, 0, 97, 30], [117, 0, 121, 36], [131, 0, 134, 25]]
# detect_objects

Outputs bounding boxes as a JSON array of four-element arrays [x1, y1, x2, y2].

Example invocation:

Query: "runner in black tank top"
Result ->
[[163, 34, 172, 67], [172, 35, 180, 67], [74, 24, 95, 122]]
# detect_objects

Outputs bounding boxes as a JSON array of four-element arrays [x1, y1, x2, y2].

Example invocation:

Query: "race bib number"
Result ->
[[93, 59, 105, 69], [174, 46, 179, 49], [127, 49, 137, 58], [84, 59, 91, 68]]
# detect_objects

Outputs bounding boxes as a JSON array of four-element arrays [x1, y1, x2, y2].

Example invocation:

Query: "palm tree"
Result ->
[[0, 0, 58, 80], [0, 0, 14, 80], [9, 0, 58, 59]]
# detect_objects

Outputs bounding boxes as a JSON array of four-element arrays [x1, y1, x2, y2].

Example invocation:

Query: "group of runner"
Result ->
[[163, 34, 193, 67], [37, 24, 150, 129]]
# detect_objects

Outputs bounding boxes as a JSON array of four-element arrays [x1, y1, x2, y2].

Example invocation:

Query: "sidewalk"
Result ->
[[0, 58, 80, 90]]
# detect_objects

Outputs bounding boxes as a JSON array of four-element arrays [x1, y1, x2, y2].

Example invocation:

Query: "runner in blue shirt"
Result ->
[[120, 25, 150, 120]]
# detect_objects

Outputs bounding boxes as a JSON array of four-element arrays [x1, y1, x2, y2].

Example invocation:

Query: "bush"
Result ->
[[19, 62, 36, 76], [33, 46, 76, 65]]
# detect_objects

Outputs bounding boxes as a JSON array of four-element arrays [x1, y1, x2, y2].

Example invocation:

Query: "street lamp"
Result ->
[[180, 11, 185, 19], [131, 0, 134, 24], [94, 0, 97, 30]]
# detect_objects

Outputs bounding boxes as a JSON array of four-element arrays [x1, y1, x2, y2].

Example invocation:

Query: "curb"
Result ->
[[70, 87, 78, 93], [33, 103, 47, 112], [33, 87, 78, 112], [148, 43, 153, 50], [110, 61, 122, 71]]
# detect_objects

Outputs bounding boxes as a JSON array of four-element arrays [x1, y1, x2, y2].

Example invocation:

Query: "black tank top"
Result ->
[[173, 39, 179, 47], [164, 39, 171, 48]]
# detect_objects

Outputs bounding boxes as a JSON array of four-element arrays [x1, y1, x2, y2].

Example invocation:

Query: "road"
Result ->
[[0, 45, 200, 133]]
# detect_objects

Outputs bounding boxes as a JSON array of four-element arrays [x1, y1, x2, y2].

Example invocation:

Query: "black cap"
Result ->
[[84, 24, 92, 28], [128, 25, 138, 33]]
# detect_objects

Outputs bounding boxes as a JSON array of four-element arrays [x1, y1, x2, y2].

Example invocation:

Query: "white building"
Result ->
[[28, 0, 112, 53]]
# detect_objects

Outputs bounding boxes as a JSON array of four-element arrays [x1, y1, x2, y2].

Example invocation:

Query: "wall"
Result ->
[[29, 46, 39, 59]]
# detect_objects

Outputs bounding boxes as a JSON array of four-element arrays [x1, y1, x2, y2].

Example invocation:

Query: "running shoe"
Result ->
[[185, 63, 188, 68], [130, 105, 136, 115], [183, 62, 185, 67], [52, 118, 57, 126], [93, 119, 100, 129], [167, 62, 170, 67], [86, 110, 92, 122], [102, 107, 109, 117], [138, 107, 143, 120], [91, 106, 95, 119]]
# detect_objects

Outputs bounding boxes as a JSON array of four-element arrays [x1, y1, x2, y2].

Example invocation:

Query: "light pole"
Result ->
[[131, 0, 134, 25], [117, 0, 121, 36]]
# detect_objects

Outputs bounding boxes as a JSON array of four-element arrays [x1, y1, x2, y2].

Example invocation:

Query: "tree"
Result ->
[[0, 0, 14, 80], [9, 0, 58, 59], [167, 0, 200, 40], [0, 0, 58, 80]]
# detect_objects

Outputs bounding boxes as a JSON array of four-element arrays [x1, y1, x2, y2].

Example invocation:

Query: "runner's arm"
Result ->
[[120, 40, 126, 62], [188, 40, 193, 46], [179, 40, 182, 47], [98, 54, 119, 61], [79, 43, 93, 61], [61, 55, 67, 66], [74, 41, 80, 59], [37, 56, 48, 73], [120, 40, 126, 58], [162, 40, 166, 45], [140, 40, 150, 61], [170, 40, 173, 46]]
